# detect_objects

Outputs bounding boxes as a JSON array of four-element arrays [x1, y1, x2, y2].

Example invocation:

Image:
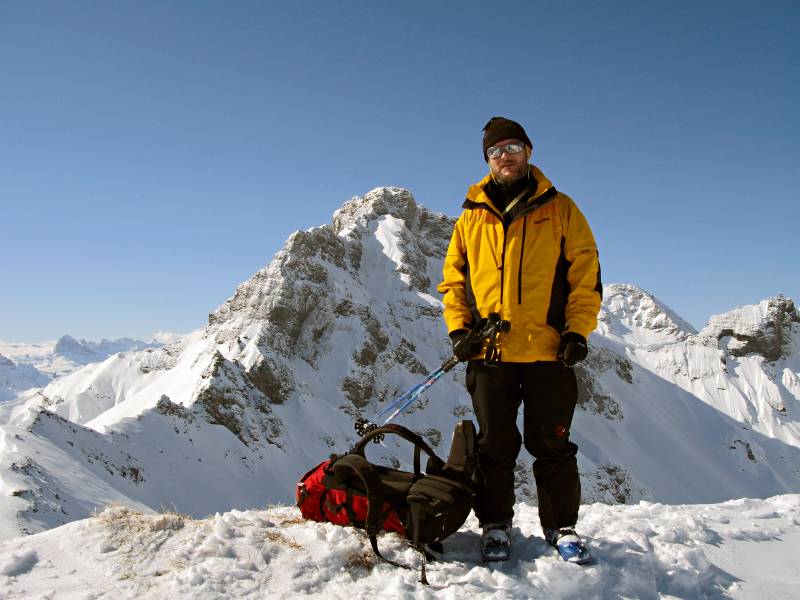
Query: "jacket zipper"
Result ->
[[499, 223, 508, 305], [518, 215, 527, 305]]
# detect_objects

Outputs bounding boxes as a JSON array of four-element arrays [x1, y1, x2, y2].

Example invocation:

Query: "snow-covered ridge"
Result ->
[[598, 283, 697, 346]]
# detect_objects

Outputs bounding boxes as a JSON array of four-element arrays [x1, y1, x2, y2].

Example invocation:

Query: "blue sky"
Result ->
[[1, 1, 798, 341]]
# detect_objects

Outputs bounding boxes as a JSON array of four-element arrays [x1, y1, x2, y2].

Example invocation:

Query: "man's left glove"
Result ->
[[557, 332, 588, 367], [450, 329, 484, 362]]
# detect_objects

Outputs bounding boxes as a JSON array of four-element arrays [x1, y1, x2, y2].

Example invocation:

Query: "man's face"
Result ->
[[487, 138, 531, 185]]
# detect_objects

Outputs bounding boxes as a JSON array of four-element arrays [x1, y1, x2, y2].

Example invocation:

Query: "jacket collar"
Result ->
[[465, 164, 554, 214]]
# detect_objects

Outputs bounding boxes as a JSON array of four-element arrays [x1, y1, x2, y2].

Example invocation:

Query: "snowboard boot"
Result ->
[[481, 522, 512, 561], [544, 527, 591, 564]]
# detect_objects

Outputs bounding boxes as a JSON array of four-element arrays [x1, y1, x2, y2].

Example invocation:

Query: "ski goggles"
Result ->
[[486, 141, 526, 160]]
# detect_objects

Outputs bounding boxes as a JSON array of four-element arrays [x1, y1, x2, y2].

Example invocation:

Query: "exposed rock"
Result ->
[[392, 339, 428, 376], [154, 395, 193, 421], [340, 375, 375, 409], [246, 355, 294, 405], [575, 347, 628, 420], [195, 352, 284, 447], [704, 296, 799, 362], [590, 464, 635, 504]]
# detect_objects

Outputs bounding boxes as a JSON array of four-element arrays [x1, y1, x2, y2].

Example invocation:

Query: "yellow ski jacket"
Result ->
[[438, 165, 602, 362]]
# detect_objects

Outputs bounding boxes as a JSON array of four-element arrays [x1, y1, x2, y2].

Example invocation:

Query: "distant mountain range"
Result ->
[[0, 187, 797, 541], [0, 336, 171, 402]]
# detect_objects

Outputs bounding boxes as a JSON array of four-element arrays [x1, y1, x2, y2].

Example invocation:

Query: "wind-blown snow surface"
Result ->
[[0, 187, 798, 571], [1, 495, 798, 598]]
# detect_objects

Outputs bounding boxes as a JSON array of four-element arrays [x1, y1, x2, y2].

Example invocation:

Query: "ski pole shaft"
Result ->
[[381, 367, 447, 425], [373, 357, 458, 421], [375, 369, 438, 421]]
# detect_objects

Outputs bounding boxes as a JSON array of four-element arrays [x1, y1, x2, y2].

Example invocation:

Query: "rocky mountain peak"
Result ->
[[332, 187, 421, 238], [209, 187, 454, 333], [599, 283, 697, 343], [54, 335, 101, 359], [202, 187, 456, 435], [701, 295, 798, 362]]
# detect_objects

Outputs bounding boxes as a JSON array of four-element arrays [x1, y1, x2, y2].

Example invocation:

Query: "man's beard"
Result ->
[[491, 163, 528, 186]]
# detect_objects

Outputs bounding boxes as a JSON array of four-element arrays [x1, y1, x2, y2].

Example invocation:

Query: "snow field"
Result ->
[[1, 495, 798, 599]]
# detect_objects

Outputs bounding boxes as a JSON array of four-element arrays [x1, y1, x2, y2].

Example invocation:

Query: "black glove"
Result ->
[[450, 329, 483, 362], [557, 332, 588, 367]]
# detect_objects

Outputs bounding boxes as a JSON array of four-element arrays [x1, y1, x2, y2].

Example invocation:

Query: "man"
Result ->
[[437, 116, 602, 563]]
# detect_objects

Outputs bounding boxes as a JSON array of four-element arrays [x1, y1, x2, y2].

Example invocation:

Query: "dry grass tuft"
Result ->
[[274, 516, 306, 527], [264, 530, 303, 550], [343, 550, 375, 572]]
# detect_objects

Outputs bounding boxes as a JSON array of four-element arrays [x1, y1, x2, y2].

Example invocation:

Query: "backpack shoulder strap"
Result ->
[[331, 453, 414, 572], [329, 454, 385, 534], [352, 424, 441, 478]]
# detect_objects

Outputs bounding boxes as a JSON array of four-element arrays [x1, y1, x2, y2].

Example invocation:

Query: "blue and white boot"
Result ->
[[545, 528, 591, 564], [481, 523, 512, 562]]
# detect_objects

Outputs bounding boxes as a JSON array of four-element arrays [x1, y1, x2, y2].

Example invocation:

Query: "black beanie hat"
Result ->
[[482, 116, 532, 161]]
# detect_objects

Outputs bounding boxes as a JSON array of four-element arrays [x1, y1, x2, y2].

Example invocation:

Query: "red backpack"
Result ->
[[296, 421, 477, 583]]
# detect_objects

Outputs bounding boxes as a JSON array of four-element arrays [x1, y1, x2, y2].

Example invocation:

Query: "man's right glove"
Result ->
[[557, 332, 588, 367], [450, 329, 484, 362]]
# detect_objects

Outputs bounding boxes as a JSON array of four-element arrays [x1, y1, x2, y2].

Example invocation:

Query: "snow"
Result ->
[[374, 214, 412, 286], [0, 548, 37, 577], [0, 496, 797, 598]]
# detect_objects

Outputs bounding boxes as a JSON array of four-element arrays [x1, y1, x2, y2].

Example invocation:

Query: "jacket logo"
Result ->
[[532, 217, 551, 225]]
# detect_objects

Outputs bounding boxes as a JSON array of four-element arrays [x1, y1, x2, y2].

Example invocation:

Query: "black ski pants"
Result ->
[[465, 360, 580, 531]]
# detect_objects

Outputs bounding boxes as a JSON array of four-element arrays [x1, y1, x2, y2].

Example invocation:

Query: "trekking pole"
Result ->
[[354, 313, 510, 439]]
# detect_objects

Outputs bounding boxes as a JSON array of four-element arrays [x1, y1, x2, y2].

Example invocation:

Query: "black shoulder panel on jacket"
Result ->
[[517, 187, 558, 218], [462, 198, 503, 222], [462, 260, 481, 327], [462, 198, 482, 209], [546, 236, 571, 334], [594, 256, 603, 300]]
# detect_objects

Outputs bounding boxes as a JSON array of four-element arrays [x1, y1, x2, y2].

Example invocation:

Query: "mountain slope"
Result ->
[[0, 187, 798, 541]]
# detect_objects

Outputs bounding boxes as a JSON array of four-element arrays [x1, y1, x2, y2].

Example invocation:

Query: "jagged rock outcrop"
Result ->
[[575, 345, 632, 420], [701, 295, 799, 362]]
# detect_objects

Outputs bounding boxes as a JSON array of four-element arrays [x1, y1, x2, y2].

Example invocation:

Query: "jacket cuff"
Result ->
[[561, 331, 587, 344]]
